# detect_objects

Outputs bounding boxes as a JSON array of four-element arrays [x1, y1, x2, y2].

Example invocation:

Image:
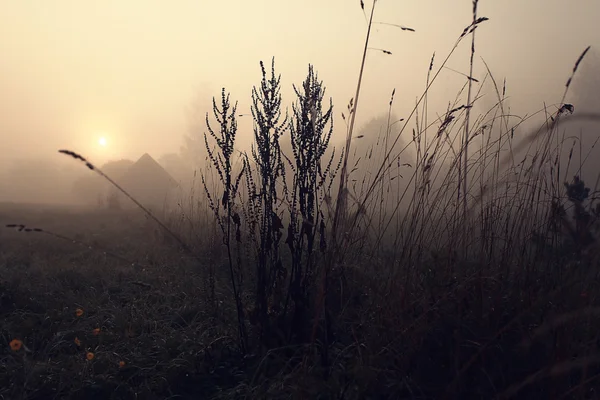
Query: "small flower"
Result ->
[[86, 352, 94, 361], [75, 308, 84, 317], [92, 328, 100, 336], [74, 337, 81, 347], [9, 339, 23, 352], [118, 361, 125, 368]]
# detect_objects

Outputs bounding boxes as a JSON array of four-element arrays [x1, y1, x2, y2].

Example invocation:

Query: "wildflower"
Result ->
[[75, 308, 84, 317], [10, 339, 23, 352], [92, 328, 100, 336], [86, 352, 94, 361], [74, 337, 81, 347], [118, 361, 125, 368]]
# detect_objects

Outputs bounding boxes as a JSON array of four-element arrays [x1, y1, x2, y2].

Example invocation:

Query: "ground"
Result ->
[[0, 202, 248, 400], [2, 202, 600, 399]]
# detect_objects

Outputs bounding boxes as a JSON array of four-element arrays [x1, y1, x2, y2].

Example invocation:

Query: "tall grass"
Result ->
[[5, 2, 600, 399]]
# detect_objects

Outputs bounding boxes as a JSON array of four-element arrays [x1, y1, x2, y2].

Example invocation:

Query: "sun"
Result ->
[[98, 137, 107, 147]]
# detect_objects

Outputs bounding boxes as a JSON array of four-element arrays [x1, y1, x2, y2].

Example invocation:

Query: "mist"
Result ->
[[3, 3, 600, 396], [0, 0, 598, 205]]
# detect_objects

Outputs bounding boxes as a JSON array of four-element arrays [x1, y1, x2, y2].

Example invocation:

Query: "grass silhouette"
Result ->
[[2, 3, 600, 399]]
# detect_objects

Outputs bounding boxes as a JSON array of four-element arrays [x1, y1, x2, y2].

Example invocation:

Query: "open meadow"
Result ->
[[2, 1, 600, 399]]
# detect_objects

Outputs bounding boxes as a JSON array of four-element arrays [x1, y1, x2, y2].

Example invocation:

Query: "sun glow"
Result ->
[[98, 137, 107, 147]]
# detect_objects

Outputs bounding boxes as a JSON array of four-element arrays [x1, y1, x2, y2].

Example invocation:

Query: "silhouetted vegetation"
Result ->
[[3, 2, 600, 399]]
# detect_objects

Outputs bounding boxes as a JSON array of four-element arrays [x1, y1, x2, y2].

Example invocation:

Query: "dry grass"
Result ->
[[0, 206, 245, 399], [2, 3, 600, 399]]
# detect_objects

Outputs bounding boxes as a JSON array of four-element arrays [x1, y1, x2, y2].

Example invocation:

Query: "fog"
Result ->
[[0, 0, 599, 205]]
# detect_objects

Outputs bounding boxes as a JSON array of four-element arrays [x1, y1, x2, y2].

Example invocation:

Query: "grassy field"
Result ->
[[3, 2, 600, 399], [0, 204, 235, 399], [1, 180, 600, 400]]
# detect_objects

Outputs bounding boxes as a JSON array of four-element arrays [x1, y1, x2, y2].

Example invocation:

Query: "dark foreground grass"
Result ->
[[2, 201, 600, 400], [0, 205, 248, 400]]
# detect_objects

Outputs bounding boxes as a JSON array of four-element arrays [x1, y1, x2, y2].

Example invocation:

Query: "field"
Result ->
[[3, 4, 600, 399], [0, 204, 231, 399], [3, 139, 600, 400], [2, 170, 600, 400]]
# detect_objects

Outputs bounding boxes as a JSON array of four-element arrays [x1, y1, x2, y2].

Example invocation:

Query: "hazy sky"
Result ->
[[0, 0, 598, 169]]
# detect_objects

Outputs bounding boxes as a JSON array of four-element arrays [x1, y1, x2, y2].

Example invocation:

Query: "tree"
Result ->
[[158, 153, 189, 184], [180, 85, 216, 168], [72, 159, 133, 205]]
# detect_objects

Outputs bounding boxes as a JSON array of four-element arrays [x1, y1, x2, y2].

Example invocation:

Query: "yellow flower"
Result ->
[[118, 361, 125, 368], [74, 337, 81, 347], [9, 339, 23, 352], [92, 328, 100, 336], [86, 352, 94, 361], [75, 308, 84, 317]]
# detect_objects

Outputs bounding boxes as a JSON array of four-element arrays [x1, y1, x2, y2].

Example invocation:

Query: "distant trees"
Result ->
[[158, 153, 189, 184], [71, 159, 133, 205], [1, 158, 82, 204], [171, 87, 220, 194], [180, 86, 215, 170]]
